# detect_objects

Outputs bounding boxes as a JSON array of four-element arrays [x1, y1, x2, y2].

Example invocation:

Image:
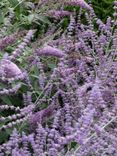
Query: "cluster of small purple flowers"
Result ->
[[0, 0, 117, 156]]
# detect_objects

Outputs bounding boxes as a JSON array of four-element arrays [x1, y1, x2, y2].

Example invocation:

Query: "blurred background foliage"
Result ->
[[0, 0, 114, 31], [90, 0, 114, 21]]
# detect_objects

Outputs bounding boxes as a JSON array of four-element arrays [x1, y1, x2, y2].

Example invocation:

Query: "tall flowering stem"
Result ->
[[10, 30, 36, 61]]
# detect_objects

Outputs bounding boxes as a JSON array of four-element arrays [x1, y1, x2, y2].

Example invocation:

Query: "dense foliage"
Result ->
[[88, 0, 114, 21], [0, 0, 117, 156]]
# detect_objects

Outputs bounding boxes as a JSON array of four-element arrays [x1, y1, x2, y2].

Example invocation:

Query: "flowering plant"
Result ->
[[0, 0, 117, 155]]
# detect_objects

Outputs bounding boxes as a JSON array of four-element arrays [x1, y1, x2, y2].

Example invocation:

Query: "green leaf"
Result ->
[[0, 130, 9, 144], [27, 14, 34, 24], [8, 0, 21, 17], [36, 15, 51, 25], [0, 10, 4, 24], [8, 0, 19, 7], [1, 96, 12, 105], [31, 74, 39, 79], [48, 63, 56, 69]]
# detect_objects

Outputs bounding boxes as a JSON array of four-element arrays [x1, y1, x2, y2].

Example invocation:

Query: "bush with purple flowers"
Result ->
[[0, 0, 117, 156]]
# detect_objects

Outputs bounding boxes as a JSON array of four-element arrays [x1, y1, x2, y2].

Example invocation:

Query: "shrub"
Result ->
[[0, 0, 117, 155]]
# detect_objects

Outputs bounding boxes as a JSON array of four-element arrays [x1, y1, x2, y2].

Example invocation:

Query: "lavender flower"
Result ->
[[48, 10, 72, 19], [29, 104, 57, 130], [0, 34, 16, 50], [0, 59, 22, 79], [0, 0, 117, 156], [10, 30, 35, 60], [0, 84, 21, 95], [35, 45, 65, 58], [65, 0, 91, 10]]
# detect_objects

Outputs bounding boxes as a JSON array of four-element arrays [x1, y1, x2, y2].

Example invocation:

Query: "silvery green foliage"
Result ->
[[0, 0, 117, 156]]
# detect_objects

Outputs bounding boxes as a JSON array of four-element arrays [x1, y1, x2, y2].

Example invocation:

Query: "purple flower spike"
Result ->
[[0, 59, 22, 79], [29, 104, 56, 130], [65, 0, 92, 10], [48, 10, 72, 19], [10, 30, 36, 60], [35, 45, 65, 58], [0, 34, 17, 50]]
